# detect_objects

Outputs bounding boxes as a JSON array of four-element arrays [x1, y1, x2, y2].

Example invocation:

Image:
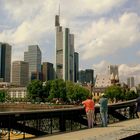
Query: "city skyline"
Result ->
[[0, 1, 140, 84]]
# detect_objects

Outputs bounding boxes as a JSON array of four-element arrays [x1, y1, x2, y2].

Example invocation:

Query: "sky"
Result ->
[[0, 0, 140, 85]]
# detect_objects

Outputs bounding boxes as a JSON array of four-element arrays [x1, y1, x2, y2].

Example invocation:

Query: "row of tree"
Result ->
[[27, 79, 90, 103], [105, 85, 139, 103], [0, 80, 139, 103]]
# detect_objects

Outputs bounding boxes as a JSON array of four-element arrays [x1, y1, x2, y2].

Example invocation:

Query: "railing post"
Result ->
[[23, 115, 25, 139], [59, 112, 66, 132], [8, 115, 11, 140]]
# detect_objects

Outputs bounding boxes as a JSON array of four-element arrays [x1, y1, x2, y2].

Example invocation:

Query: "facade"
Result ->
[[12, 61, 29, 86], [8, 87, 27, 99], [74, 52, 79, 82], [85, 69, 94, 84], [79, 70, 85, 84], [0, 82, 11, 88], [93, 72, 120, 100], [55, 15, 75, 81], [24, 45, 42, 81], [95, 74, 111, 87], [0, 42, 12, 82], [31, 72, 43, 81], [0, 87, 27, 99], [42, 62, 54, 81], [79, 69, 94, 84], [127, 77, 135, 88], [108, 65, 119, 79]]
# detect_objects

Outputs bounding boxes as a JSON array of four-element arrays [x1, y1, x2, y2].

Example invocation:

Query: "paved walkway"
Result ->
[[34, 119, 140, 140]]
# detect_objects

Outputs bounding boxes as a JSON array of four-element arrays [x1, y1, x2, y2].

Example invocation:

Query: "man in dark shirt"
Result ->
[[99, 93, 108, 127]]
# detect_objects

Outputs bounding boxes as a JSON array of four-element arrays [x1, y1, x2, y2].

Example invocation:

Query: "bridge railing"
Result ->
[[0, 99, 137, 139]]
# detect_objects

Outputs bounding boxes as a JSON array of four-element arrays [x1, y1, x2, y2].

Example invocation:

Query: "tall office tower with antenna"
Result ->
[[55, 9, 75, 82]]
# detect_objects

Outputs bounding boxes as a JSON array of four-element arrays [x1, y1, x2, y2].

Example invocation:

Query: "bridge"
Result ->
[[0, 99, 138, 140]]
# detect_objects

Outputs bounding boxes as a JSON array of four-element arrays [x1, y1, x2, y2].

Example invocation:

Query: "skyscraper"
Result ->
[[79, 70, 85, 84], [55, 14, 75, 81], [79, 69, 94, 84], [127, 77, 135, 88], [42, 62, 54, 81], [0, 42, 12, 82], [74, 52, 79, 82], [55, 15, 63, 79], [24, 45, 42, 81], [12, 61, 29, 86], [85, 69, 94, 84]]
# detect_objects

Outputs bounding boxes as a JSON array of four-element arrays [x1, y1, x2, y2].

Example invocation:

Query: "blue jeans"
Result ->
[[100, 111, 108, 127]]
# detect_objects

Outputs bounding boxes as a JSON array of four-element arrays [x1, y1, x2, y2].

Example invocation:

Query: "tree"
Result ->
[[105, 85, 123, 102], [48, 79, 67, 102], [0, 90, 6, 102], [27, 80, 43, 102], [42, 80, 52, 101], [66, 82, 90, 104], [125, 90, 139, 100]]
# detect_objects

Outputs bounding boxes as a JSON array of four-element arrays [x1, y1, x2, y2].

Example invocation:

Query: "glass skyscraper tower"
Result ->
[[24, 45, 42, 81], [0, 42, 11, 82]]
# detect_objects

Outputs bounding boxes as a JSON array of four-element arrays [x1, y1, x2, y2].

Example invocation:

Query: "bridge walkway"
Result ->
[[34, 119, 140, 140]]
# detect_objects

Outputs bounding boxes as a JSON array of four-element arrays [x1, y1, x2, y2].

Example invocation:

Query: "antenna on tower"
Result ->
[[58, 2, 60, 16]]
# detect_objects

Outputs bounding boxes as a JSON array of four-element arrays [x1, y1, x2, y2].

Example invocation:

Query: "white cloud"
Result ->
[[0, 0, 139, 64], [78, 12, 140, 60], [93, 60, 110, 75]]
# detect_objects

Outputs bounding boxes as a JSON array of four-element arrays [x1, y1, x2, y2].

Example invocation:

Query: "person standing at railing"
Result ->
[[136, 97, 140, 118], [82, 95, 95, 128], [99, 93, 108, 127]]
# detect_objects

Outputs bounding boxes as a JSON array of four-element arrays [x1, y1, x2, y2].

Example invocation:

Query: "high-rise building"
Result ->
[[85, 69, 94, 84], [42, 62, 54, 81], [79, 69, 94, 84], [24, 45, 42, 81], [0, 42, 12, 82], [74, 52, 79, 82], [12, 61, 29, 86], [55, 15, 63, 79], [79, 70, 85, 84], [127, 77, 135, 88], [55, 14, 75, 82]]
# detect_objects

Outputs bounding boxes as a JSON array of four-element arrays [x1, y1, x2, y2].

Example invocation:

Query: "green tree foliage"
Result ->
[[42, 80, 52, 101], [66, 81, 90, 103], [27, 79, 90, 104], [48, 79, 67, 101], [27, 80, 43, 102], [105, 85, 123, 102], [0, 90, 6, 102], [105, 85, 139, 102], [125, 90, 139, 100]]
